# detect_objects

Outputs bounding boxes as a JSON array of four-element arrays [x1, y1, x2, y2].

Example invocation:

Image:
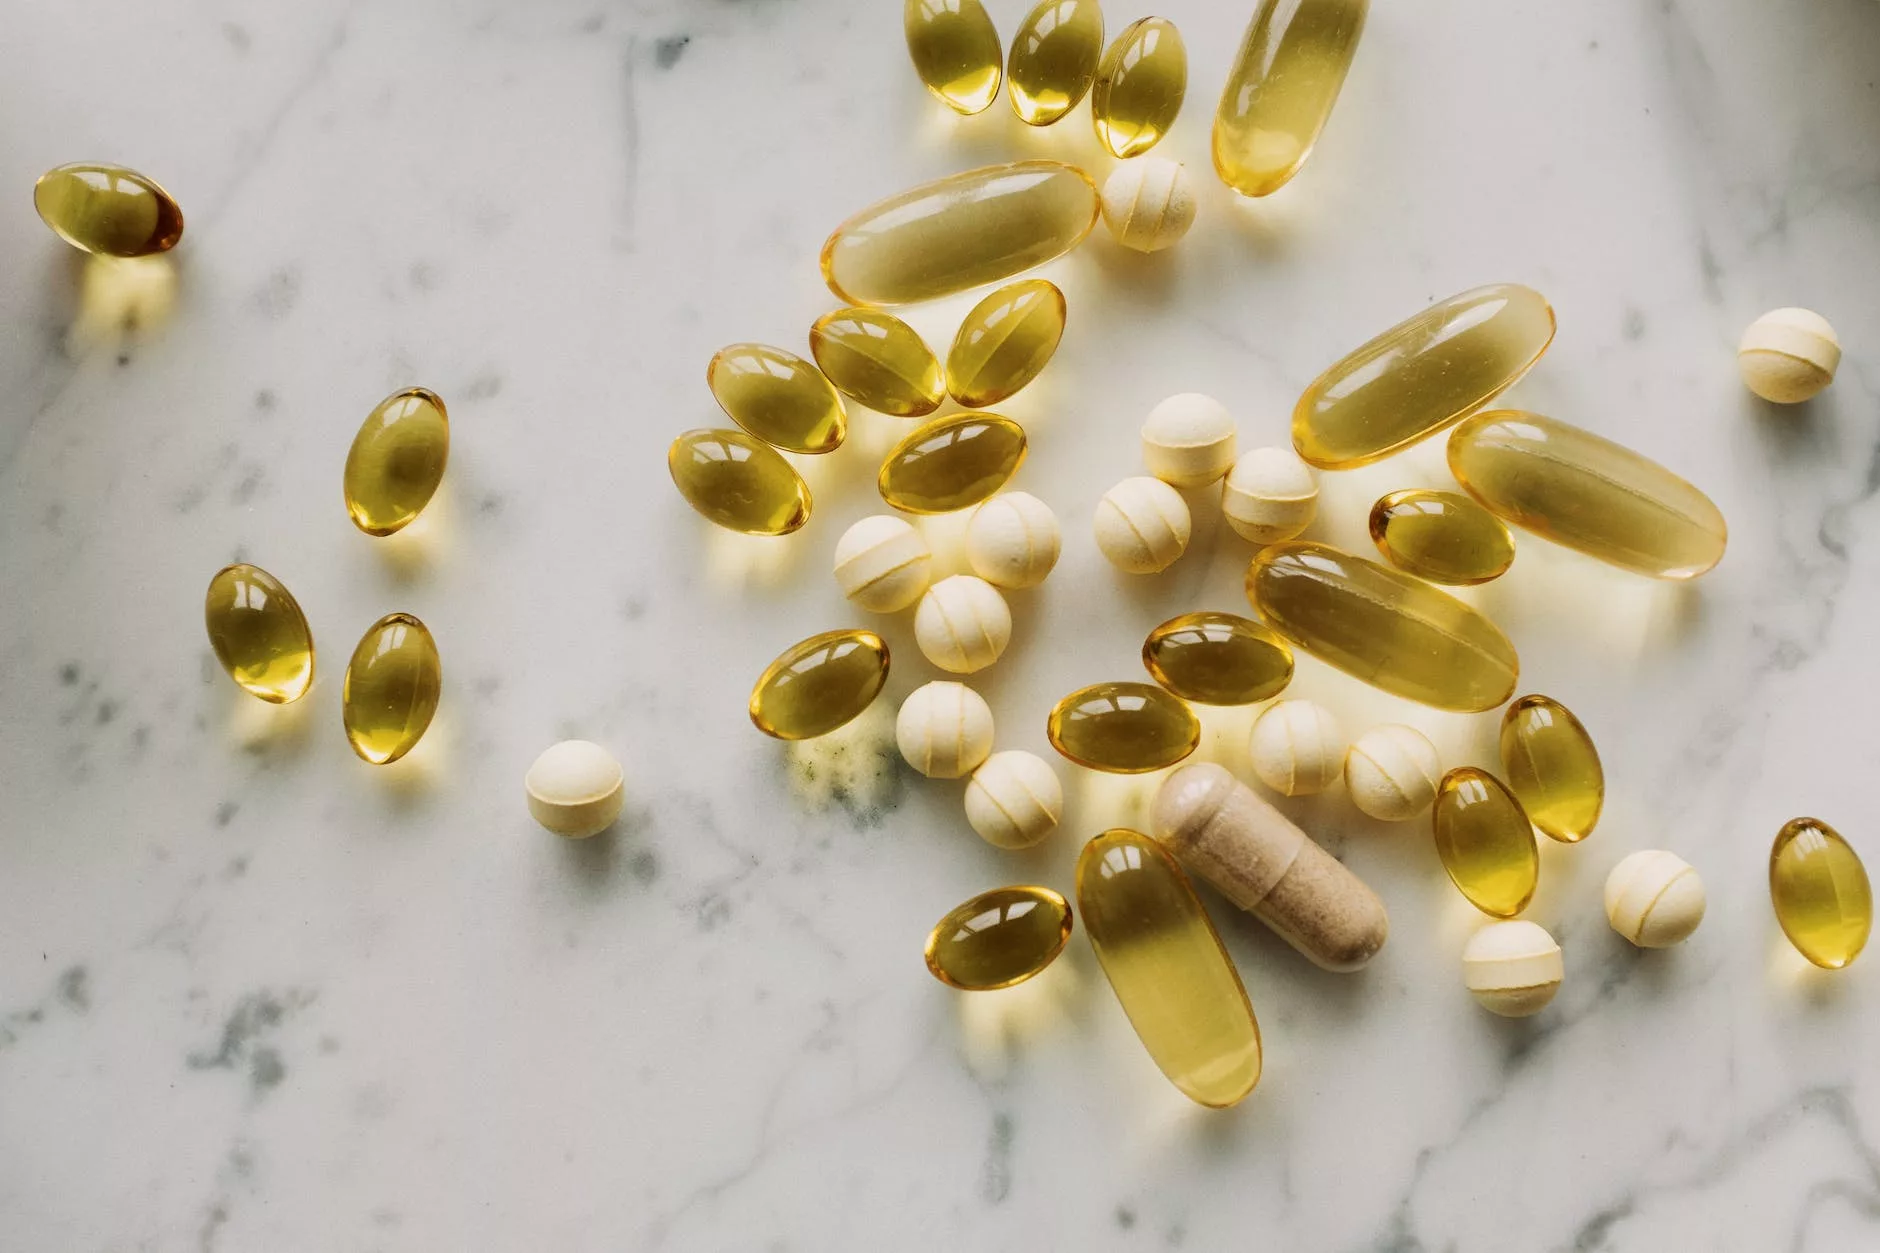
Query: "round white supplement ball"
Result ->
[[833, 514, 932, 613], [1462, 920, 1563, 1018], [965, 492, 1061, 589], [1094, 476, 1191, 574], [1248, 699, 1346, 797], [914, 575, 1012, 674], [1141, 393, 1238, 488], [1222, 447, 1318, 545], [1099, 157, 1197, 253], [1604, 850, 1706, 948], [525, 740, 625, 838], [964, 750, 1064, 850], [896, 681, 994, 779], [1345, 724, 1442, 821], [1738, 307, 1839, 404]]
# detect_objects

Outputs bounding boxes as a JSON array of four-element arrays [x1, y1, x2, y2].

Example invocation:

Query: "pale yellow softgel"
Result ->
[[34, 162, 184, 257], [879, 413, 1027, 514], [344, 387, 449, 537], [1499, 694, 1604, 842], [525, 740, 625, 839], [1432, 767, 1538, 918], [809, 308, 945, 418], [749, 629, 890, 740], [1212, 0, 1368, 197], [1141, 611, 1293, 706], [1048, 681, 1198, 774], [1738, 307, 1839, 404], [343, 613, 442, 765], [925, 886, 1073, 990], [1770, 818, 1872, 970], [1462, 920, 1562, 1017], [1007, 0, 1104, 125], [669, 429, 811, 536], [204, 564, 316, 704], [904, 0, 1003, 114], [946, 279, 1066, 408], [1367, 489, 1513, 586], [1091, 17, 1186, 158]]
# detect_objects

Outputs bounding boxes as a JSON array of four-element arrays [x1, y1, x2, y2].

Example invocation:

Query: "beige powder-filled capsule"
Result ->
[[1095, 476, 1191, 573]]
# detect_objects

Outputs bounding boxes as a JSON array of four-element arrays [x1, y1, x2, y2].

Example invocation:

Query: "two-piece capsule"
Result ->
[[947, 280, 1066, 408], [344, 388, 449, 536], [904, 0, 1003, 114], [1047, 681, 1198, 773], [749, 629, 891, 740], [204, 564, 316, 704], [879, 414, 1026, 514], [925, 886, 1073, 990], [1368, 489, 1513, 585], [1006, 0, 1104, 126], [1091, 18, 1186, 158], [342, 613, 442, 765], [708, 344, 847, 454], [669, 429, 812, 535], [1770, 818, 1871, 969], [34, 163, 184, 257], [1212, 0, 1368, 197], [1141, 612, 1293, 705], [1431, 767, 1539, 917], [1500, 695, 1603, 842], [809, 308, 945, 417]]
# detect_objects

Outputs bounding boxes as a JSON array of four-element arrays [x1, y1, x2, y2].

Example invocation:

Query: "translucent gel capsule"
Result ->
[[668, 429, 811, 536], [946, 279, 1066, 408], [1091, 17, 1187, 158], [1076, 829, 1261, 1108], [809, 308, 945, 417], [343, 613, 441, 765], [925, 886, 1074, 990], [707, 343, 846, 455], [1007, 0, 1104, 126], [1047, 681, 1199, 773], [343, 387, 449, 537], [1247, 542, 1518, 712], [905, 0, 1003, 115], [1771, 818, 1872, 970], [1212, 0, 1368, 197], [1499, 694, 1603, 843], [821, 162, 1100, 307], [1142, 612, 1294, 706], [878, 414, 1026, 514], [1367, 488, 1513, 586], [1293, 284, 1556, 469], [749, 629, 890, 740], [204, 564, 315, 704], [1448, 411, 1728, 580], [34, 163, 184, 257], [1432, 767, 1539, 918]]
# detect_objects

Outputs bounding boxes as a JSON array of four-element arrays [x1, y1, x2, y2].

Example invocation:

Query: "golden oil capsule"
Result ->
[[808, 308, 944, 417], [821, 161, 1100, 307], [1047, 681, 1199, 773], [749, 629, 890, 740], [879, 413, 1026, 514], [342, 613, 441, 765], [925, 886, 1074, 990], [343, 387, 448, 537], [1367, 488, 1513, 586], [1076, 828, 1261, 1108], [946, 279, 1066, 408], [1246, 542, 1518, 712], [707, 343, 846, 455], [1499, 694, 1603, 843], [34, 163, 183, 257], [204, 564, 315, 704], [1212, 0, 1368, 198], [1091, 17, 1186, 159], [668, 429, 811, 536], [905, 0, 1003, 115], [1432, 767, 1538, 918], [1448, 411, 1728, 580], [1771, 819, 1872, 970], [1007, 0, 1104, 126], [1142, 612, 1293, 706], [1293, 284, 1556, 469]]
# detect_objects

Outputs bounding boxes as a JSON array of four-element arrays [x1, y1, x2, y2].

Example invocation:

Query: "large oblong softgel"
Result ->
[[925, 886, 1074, 990], [342, 613, 442, 765], [1770, 818, 1871, 970], [1007, 0, 1104, 125], [344, 387, 449, 536], [1432, 768, 1539, 918], [879, 414, 1026, 514], [1212, 0, 1368, 197], [668, 429, 811, 535], [905, 0, 1003, 115], [749, 629, 890, 740], [34, 163, 184, 257], [947, 279, 1066, 408], [204, 564, 315, 704]]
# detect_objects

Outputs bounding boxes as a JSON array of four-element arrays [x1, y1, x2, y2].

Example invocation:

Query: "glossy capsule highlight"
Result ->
[[708, 344, 846, 455], [1007, 0, 1104, 125], [905, 0, 1003, 115], [1047, 681, 1199, 773], [1142, 612, 1293, 705], [1432, 767, 1539, 918], [925, 886, 1073, 990], [1213, 0, 1368, 197], [1771, 818, 1871, 970], [34, 163, 183, 257], [1091, 17, 1186, 158], [1368, 488, 1513, 585], [947, 279, 1065, 408], [344, 387, 449, 537], [879, 414, 1026, 514], [809, 308, 944, 417], [668, 429, 811, 536], [749, 629, 890, 740], [1500, 695, 1603, 843], [342, 613, 441, 765], [204, 564, 315, 704]]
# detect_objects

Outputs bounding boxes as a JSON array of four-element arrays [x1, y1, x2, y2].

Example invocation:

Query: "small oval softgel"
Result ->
[[525, 740, 625, 839], [879, 414, 1027, 514], [925, 886, 1073, 990], [708, 343, 846, 455], [905, 0, 1003, 115], [1432, 767, 1538, 918], [897, 680, 994, 778], [834, 515, 933, 613], [1770, 818, 1871, 970], [1499, 694, 1603, 843], [343, 613, 442, 765], [947, 279, 1066, 408], [750, 629, 890, 740], [668, 429, 811, 536], [1007, 0, 1104, 125], [1463, 920, 1562, 1017], [204, 563, 316, 704], [1368, 489, 1512, 585], [965, 750, 1063, 849], [1142, 611, 1293, 706], [1047, 680, 1198, 774], [809, 308, 945, 417], [34, 162, 184, 257], [1091, 17, 1186, 158], [344, 387, 449, 537]]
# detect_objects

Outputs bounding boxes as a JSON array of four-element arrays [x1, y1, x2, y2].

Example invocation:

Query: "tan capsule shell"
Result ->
[[1604, 850, 1706, 948]]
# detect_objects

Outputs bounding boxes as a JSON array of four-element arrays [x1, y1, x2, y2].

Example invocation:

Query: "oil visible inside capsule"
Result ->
[[1431, 767, 1539, 918], [1212, 0, 1368, 197], [1007, 0, 1104, 125], [947, 279, 1066, 408], [749, 629, 891, 740], [925, 886, 1074, 989], [905, 0, 1004, 115], [878, 414, 1026, 514], [1142, 612, 1293, 705], [668, 429, 812, 536], [204, 564, 315, 704], [809, 308, 945, 417], [1770, 818, 1872, 970], [1367, 488, 1513, 586], [1499, 694, 1603, 843], [1047, 681, 1199, 773], [342, 613, 442, 765], [344, 387, 449, 537], [708, 343, 847, 455], [1091, 17, 1187, 158], [34, 163, 184, 257]]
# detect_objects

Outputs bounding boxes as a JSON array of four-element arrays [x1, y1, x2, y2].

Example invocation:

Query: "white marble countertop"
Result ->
[[4, 1, 1880, 1249]]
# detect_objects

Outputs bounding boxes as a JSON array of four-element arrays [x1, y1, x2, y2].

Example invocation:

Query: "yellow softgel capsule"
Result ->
[[33, 162, 183, 257], [1448, 411, 1728, 580], [905, 0, 1002, 115], [1007, 0, 1104, 126], [204, 564, 315, 704], [749, 629, 890, 741], [1246, 541, 1518, 712], [1770, 818, 1872, 970], [946, 279, 1066, 408], [1367, 488, 1513, 586], [707, 343, 846, 455], [342, 613, 441, 765], [879, 413, 1026, 514], [821, 161, 1100, 307], [1432, 767, 1539, 918], [1091, 17, 1186, 158], [1499, 694, 1603, 843], [1293, 284, 1556, 469], [925, 886, 1074, 990], [1047, 680, 1199, 773], [1141, 611, 1294, 706], [1076, 829, 1261, 1108], [1212, 0, 1368, 197], [668, 428, 811, 536], [809, 308, 944, 418], [343, 387, 449, 537]]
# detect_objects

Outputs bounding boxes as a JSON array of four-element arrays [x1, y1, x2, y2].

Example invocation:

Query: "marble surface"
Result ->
[[4, 1, 1880, 1248]]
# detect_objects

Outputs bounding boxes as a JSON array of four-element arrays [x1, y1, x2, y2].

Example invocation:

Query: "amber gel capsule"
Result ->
[[925, 886, 1073, 990], [878, 413, 1026, 514], [1499, 695, 1603, 843], [946, 279, 1066, 408], [905, 0, 1003, 115], [1141, 611, 1293, 706], [1213, 0, 1368, 197], [668, 429, 811, 536], [1077, 829, 1261, 1108], [1770, 818, 1872, 969], [1091, 17, 1187, 158], [1431, 767, 1539, 918], [1368, 488, 1514, 586], [204, 564, 315, 704], [1047, 681, 1199, 773], [34, 163, 183, 257], [749, 629, 890, 740], [344, 387, 449, 536], [1007, 0, 1104, 126], [809, 308, 944, 417], [708, 344, 846, 455], [343, 613, 441, 765]]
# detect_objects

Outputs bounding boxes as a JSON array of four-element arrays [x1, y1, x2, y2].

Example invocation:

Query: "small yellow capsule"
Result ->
[[1431, 768, 1539, 918], [1499, 695, 1603, 843], [879, 414, 1026, 515], [808, 308, 944, 417], [1091, 17, 1186, 158], [1007, 0, 1105, 126], [1047, 681, 1199, 773], [204, 564, 315, 704], [1212, 0, 1368, 197], [924, 886, 1074, 990], [1141, 612, 1294, 706], [1771, 818, 1872, 970], [342, 613, 442, 765], [33, 163, 184, 257], [749, 629, 891, 741], [1367, 488, 1514, 586], [905, 0, 1003, 115], [343, 387, 449, 537], [946, 279, 1066, 408], [707, 343, 846, 455], [668, 429, 812, 536]]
